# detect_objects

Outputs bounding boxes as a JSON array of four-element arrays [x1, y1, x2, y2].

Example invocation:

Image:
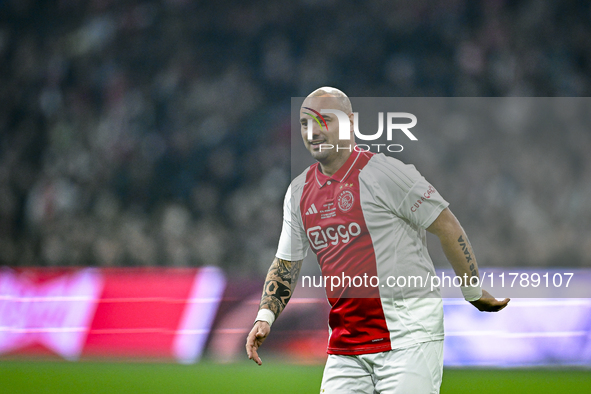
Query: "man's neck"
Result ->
[[318, 151, 352, 177]]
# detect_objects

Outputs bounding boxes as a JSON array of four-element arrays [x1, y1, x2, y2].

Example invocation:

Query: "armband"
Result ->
[[255, 309, 276, 327]]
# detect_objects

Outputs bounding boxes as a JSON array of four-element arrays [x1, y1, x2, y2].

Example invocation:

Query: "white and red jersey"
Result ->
[[277, 148, 449, 355]]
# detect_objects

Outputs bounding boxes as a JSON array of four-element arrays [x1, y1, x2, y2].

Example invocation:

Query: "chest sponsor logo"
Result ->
[[337, 190, 354, 212], [306, 223, 361, 250]]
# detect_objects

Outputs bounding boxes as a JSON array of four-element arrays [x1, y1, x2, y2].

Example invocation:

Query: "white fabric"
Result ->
[[460, 285, 483, 301], [276, 172, 310, 261], [254, 309, 275, 327], [360, 154, 448, 229], [320, 340, 444, 394], [358, 154, 448, 347]]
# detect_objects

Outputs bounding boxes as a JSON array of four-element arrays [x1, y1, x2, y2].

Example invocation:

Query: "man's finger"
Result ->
[[246, 326, 265, 365], [492, 297, 510, 306], [246, 331, 256, 355], [495, 298, 510, 311], [246, 339, 253, 357], [488, 297, 510, 311], [253, 350, 262, 365], [247, 345, 262, 365], [246, 340, 262, 365], [246, 331, 255, 351]]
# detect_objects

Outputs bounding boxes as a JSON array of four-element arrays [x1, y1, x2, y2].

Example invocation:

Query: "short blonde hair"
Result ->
[[306, 86, 352, 114]]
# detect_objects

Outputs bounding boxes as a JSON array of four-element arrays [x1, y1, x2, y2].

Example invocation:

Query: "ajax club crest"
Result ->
[[337, 190, 354, 212]]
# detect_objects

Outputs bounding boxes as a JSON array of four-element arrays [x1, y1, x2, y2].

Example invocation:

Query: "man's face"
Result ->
[[299, 96, 354, 162]]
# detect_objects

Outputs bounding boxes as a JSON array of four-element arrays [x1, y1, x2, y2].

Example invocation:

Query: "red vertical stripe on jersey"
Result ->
[[300, 150, 392, 355]]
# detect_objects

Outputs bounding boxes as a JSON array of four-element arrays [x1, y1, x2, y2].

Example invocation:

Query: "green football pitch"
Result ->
[[1, 359, 590, 393]]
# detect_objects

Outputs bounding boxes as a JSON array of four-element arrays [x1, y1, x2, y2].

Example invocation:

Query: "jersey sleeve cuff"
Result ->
[[275, 251, 305, 261], [422, 200, 450, 229]]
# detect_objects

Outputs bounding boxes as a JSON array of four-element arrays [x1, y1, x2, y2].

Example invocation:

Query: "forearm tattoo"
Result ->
[[457, 235, 478, 278], [259, 258, 303, 320]]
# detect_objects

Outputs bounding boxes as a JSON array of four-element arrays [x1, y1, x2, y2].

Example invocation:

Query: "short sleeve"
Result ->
[[369, 155, 449, 229], [276, 185, 309, 261]]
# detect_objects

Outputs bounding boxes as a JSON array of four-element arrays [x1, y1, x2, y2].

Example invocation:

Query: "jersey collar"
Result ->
[[314, 147, 362, 188]]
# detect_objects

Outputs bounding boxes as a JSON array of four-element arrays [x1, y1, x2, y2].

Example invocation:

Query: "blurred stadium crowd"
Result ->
[[0, 0, 590, 273]]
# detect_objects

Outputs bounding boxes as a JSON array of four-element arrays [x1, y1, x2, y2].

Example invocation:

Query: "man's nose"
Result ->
[[304, 121, 321, 140], [312, 120, 326, 136]]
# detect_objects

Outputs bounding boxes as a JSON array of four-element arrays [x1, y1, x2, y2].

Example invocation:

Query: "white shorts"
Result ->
[[320, 340, 443, 394]]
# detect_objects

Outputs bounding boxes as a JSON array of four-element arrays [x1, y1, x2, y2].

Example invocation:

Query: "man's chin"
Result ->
[[309, 149, 332, 162]]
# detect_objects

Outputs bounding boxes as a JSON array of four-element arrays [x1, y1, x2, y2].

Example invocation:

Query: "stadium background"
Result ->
[[1, 0, 591, 393]]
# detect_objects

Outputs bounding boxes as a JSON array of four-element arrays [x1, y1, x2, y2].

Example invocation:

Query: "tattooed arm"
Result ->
[[259, 257, 303, 319], [246, 257, 303, 365], [427, 208, 509, 312]]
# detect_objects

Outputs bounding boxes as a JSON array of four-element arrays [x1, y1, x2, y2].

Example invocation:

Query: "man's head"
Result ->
[[300, 87, 354, 164]]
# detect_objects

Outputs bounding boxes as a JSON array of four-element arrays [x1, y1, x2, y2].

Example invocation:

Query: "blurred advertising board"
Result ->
[[0, 267, 225, 363], [1, 267, 591, 366]]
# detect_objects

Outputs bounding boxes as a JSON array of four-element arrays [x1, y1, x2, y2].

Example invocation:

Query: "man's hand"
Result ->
[[246, 321, 271, 366], [470, 289, 510, 312]]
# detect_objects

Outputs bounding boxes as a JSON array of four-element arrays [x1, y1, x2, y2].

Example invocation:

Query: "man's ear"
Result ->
[[349, 112, 355, 136]]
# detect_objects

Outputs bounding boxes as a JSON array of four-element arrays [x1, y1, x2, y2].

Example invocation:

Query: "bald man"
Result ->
[[246, 87, 509, 393]]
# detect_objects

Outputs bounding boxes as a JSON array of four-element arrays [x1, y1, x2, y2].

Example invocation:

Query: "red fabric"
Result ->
[[300, 150, 392, 355]]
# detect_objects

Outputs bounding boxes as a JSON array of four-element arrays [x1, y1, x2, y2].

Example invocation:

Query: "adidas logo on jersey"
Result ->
[[305, 204, 319, 215]]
